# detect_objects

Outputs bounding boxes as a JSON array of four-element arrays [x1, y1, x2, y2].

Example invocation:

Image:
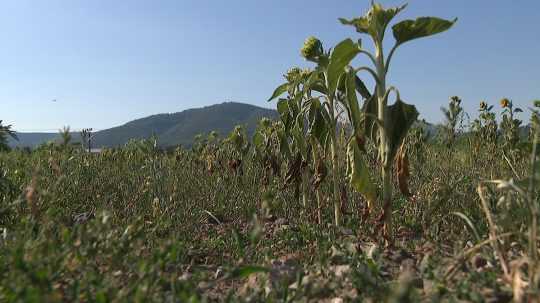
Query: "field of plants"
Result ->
[[1, 3, 540, 302]]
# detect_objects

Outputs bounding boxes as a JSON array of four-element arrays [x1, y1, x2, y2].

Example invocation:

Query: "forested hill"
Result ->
[[10, 102, 278, 148]]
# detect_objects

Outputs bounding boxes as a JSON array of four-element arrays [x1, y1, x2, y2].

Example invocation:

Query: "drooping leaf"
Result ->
[[344, 69, 364, 135], [277, 99, 294, 134], [362, 90, 379, 144], [277, 128, 291, 159], [392, 17, 457, 46], [386, 99, 419, 160], [285, 153, 303, 186], [395, 142, 411, 197], [293, 115, 308, 159], [268, 83, 289, 102], [340, 3, 407, 41], [327, 39, 360, 95], [308, 68, 328, 95], [451, 212, 481, 242], [252, 130, 264, 150], [308, 99, 329, 145], [355, 76, 372, 100], [347, 139, 377, 209]]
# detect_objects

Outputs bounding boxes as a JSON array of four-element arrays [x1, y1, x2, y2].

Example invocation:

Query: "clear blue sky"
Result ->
[[2, 0, 539, 131]]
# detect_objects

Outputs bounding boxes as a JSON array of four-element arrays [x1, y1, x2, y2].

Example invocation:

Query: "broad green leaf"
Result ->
[[293, 115, 307, 158], [340, 3, 407, 41], [268, 83, 288, 102], [277, 128, 291, 158], [386, 99, 419, 160], [392, 17, 457, 45], [277, 98, 294, 134], [277, 99, 288, 115], [347, 139, 377, 207], [311, 82, 328, 95], [252, 130, 264, 149], [327, 39, 360, 95]]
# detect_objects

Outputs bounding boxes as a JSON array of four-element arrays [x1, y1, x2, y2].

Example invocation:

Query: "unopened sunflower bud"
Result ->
[[284, 67, 302, 82], [479, 101, 487, 110], [301, 36, 323, 61], [450, 96, 461, 105], [534, 100, 540, 108]]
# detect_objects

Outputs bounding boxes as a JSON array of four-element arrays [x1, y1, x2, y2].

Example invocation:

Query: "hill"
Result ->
[[9, 102, 277, 148]]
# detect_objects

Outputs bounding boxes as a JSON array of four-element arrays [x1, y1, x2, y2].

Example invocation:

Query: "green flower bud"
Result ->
[[534, 100, 540, 108], [301, 36, 323, 61], [284, 67, 302, 82]]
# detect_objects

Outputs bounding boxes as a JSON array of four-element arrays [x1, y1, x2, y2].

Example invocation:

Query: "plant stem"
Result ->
[[529, 132, 539, 288], [311, 140, 323, 225], [302, 168, 309, 210], [327, 94, 341, 227], [316, 188, 323, 225], [375, 41, 393, 243], [331, 131, 341, 227]]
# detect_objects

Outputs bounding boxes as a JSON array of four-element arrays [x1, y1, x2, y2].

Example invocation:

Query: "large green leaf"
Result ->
[[347, 139, 377, 206], [327, 39, 359, 95], [339, 3, 407, 41], [268, 83, 288, 102], [386, 99, 419, 160], [252, 131, 264, 150], [292, 113, 308, 158], [277, 128, 291, 159], [392, 17, 457, 45], [308, 99, 329, 145], [277, 98, 293, 133]]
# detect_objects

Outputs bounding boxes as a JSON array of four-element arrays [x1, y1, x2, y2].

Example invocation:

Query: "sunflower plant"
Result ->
[[471, 101, 498, 147], [530, 100, 540, 140], [499, 98, 523, 151], [0, 121, 17, 152], [269, 40, 359, 226], [441, 96, 464, 147], [339, 2, 456, 240]]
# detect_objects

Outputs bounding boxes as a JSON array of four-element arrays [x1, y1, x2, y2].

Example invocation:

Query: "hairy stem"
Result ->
[[327, 94, 341, 227], [331, 141, 341, 226], [375, 40, 393, 243]]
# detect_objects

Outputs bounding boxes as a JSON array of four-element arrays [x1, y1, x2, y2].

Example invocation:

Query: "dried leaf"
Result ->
[[395, 142, 412, 197]]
